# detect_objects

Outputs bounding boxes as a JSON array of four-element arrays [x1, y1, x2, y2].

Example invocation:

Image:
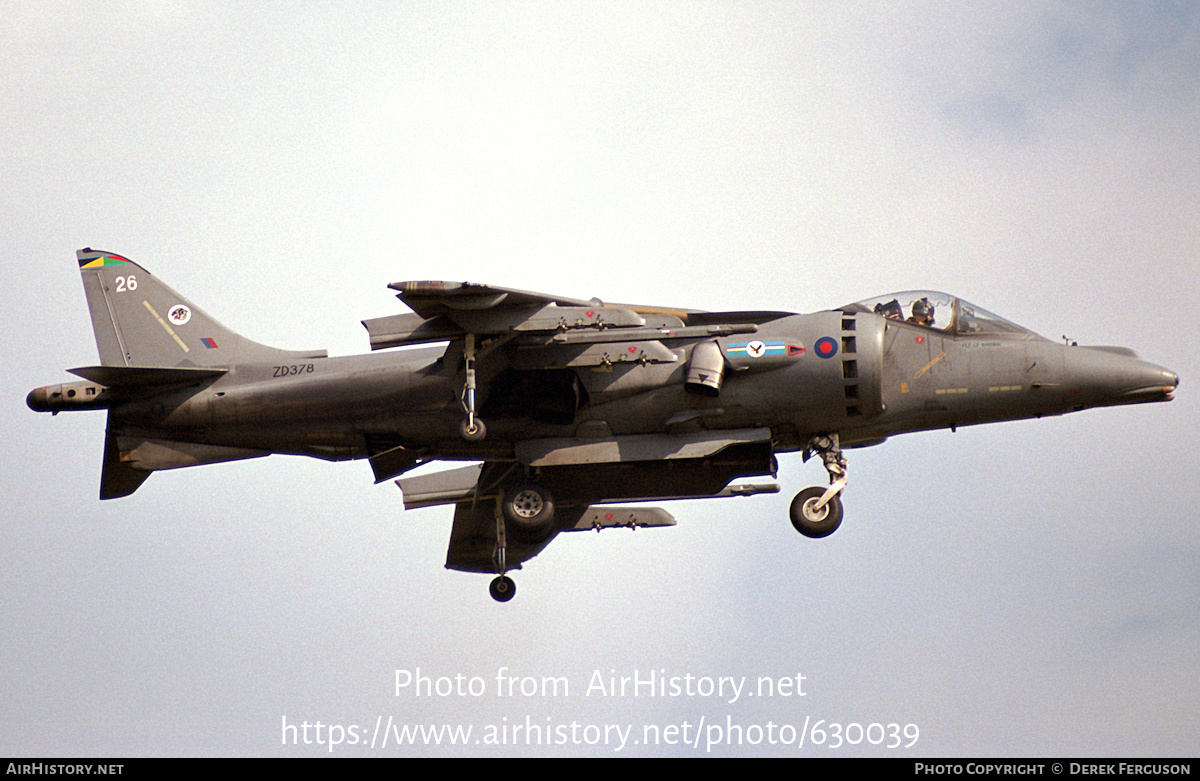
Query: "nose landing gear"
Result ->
[[489, 503, 515, 602], [790, 434, 847, 539]]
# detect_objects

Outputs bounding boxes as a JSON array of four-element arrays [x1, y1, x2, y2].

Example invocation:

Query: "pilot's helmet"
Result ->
[[912, 298, 934, 323]]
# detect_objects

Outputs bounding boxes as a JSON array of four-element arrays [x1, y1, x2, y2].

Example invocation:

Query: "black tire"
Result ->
[[459, 418, 487, 441], [789, 486, 844, 538], [489, 575, 516, 602], [501, 484, 556, 542]]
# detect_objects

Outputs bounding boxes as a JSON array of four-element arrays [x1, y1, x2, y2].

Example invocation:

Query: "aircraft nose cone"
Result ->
[[1160, 368, 1180, 401], [1121, 361, 1178, 403], [1065, 348, 1178, 409]]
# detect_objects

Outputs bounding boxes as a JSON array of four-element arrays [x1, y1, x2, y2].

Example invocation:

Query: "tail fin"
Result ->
[[77, 248, 326, 367]]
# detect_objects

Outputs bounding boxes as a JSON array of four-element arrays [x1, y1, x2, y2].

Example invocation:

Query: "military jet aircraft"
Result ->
[[29, 249, 1178, 601]]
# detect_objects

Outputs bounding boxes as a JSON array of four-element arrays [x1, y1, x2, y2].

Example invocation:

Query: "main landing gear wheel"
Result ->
[[790, 486, 844, 538], [501, 484, 555, 532], [489, 575, 516, 602]]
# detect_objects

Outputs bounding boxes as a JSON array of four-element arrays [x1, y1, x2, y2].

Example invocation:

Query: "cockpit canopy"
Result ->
[[842, 291, 1043, 339]]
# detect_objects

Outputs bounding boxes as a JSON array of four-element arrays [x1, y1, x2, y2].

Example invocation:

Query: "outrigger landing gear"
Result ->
[[487, 482, 556, 602], [489, 503, 515, 602], [790, 433, 847, 539], [459, 333, 487, 442], [489, 574, 515, 602], [460, 417, 487, 442]]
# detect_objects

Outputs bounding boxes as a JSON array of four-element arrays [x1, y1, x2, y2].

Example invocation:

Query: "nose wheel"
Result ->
[[790, 486, 844, 538], [791, 434, 848, 539]]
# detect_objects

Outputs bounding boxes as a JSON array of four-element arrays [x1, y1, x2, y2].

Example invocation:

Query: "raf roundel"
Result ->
[[814, 336, 838, 359]]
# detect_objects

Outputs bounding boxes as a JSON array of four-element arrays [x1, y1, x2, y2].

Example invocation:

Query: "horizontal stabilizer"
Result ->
[[69, 365, 226, 387]]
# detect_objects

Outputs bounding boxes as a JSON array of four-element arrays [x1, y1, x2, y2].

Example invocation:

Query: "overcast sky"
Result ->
[[3, 1, 1197, 757]]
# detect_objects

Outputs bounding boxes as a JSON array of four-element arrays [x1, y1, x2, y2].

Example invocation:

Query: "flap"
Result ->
[[361, 313, 463, 350], [397, 463, 484, 509]]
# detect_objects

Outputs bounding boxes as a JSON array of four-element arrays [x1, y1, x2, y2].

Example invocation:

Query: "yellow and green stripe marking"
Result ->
[[79, 254, 133, 268]]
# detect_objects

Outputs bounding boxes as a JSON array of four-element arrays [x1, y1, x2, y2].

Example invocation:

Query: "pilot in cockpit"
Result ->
[[907, 298, 934, 327]]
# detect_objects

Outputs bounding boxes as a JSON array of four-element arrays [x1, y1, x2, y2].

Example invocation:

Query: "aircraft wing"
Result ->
[[398, 461, 679, 573], [363, 279, 791, 350], [398, 429, 781, 573], [387, 280, 601, 318]]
